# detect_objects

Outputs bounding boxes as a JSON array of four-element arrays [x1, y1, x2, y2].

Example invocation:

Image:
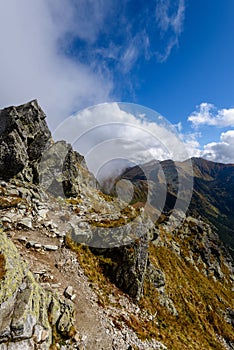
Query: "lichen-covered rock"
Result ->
[[0, 230, 75, 349]]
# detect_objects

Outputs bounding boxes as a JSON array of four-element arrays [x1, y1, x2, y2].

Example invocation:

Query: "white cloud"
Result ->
[[47, 0, 111, 44], [53, 103, 191, 181], [188, 103, 234, 128], [0, 0, 113, 129], [155, 0, 185, 61], [0, 0, 187, 128], [202, 130, 234, 163], [180, 132, 202, 159], [156, 0, 185, 34]]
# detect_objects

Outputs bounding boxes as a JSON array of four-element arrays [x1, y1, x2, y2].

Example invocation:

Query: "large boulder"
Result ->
[[0, 100, 52, 182]]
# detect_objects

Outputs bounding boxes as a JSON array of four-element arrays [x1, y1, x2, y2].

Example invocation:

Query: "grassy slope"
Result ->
[[66, 232, 234, 350]]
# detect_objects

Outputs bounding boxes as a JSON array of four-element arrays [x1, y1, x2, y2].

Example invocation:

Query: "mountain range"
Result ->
[[0, 101, 233, 350], [119, 157, 234, 257]]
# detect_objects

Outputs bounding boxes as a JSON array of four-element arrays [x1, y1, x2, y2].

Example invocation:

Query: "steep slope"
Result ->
[[0, 101, 233, 350], [189, 158, 234, 253], [120, 157, 234, 256], [0, 101, 165, 349]]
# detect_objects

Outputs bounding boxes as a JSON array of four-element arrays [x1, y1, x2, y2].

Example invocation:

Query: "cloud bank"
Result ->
[[187, 103, 234, 163], [0, 0, 186, 130], [53, 102, 190, 181], [188, 103, 234, 128], [202, 130, 234, 163], [0, 1, 113, 129]]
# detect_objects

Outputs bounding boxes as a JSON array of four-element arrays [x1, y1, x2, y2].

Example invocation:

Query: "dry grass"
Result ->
[[138, 242, 234, 350], [65, 231, 234, 350], [0, 253, 6, 280], [98, 191, 114, 202], [65, 236, 116, 306], [0, 195, 23, 209], [65, 197, 82, 205]]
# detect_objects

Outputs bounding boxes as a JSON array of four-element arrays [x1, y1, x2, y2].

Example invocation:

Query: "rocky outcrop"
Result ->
[[38, 140, 98, 198], [0, 100, 97, 198], [0, 230, 75, 349], [0, 100, 52, 183], [92, 233, 149, 302], [146, 262, 178, 316]]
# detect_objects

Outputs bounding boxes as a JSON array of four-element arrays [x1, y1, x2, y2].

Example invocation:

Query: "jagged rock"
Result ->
[[57, 301, 74, 336], [0, 100, 52, 182], [225, 308, 234, 326], [64, 286, 74, 299], [158, 292, 178, 316], [38, 140, 98, 198], [0, 101, 96, 200], [93, 233, 149, 302]]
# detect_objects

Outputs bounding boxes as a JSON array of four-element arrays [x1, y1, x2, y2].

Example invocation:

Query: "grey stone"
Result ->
[[64, 286, 74, 299], [7, 339, 34, 350], [57, 302, 74, 336], [33, 324, 49, 343], [147, 264, 165, 289], [6, 188, 19, 196], [37, 209, 48, 219], [92, 233, 149, 302], [34, 243, 42, 249], [1, 216, 12, 223], [43, 245, 59, 251], [18, 217, 32, 229]]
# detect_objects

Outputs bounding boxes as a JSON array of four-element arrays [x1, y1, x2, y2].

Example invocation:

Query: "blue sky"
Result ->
[[0, 1, 234, 163]]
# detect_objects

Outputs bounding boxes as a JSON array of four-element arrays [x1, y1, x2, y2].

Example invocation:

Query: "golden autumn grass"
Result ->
[[65, 236, 116, 306], [139, 242, 234, 350], [0, 253, 6, 280], [65, 231, 234, 350]]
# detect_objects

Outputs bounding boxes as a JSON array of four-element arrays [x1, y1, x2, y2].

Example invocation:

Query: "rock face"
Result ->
[[0, 100, 97, 197], [0, 100, 52, 182], [38, 140, 98, 198], [0, 230, 74, 349], [163, 214, 234, 280], [93, 233, 149, 302]]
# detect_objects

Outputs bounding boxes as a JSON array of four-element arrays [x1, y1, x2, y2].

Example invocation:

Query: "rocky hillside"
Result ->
[[0, 101, 233, 350], [120, 158, 234, 257]]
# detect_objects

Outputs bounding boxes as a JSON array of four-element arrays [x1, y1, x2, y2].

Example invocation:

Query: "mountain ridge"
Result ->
[[0, 101, 233, 350], [119, 157, 234, 257]]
